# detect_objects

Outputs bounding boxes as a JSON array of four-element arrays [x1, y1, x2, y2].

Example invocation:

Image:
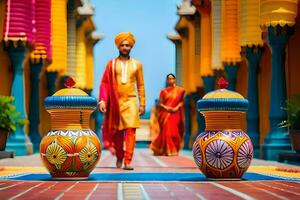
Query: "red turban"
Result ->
[[115, 32, 135, 48]]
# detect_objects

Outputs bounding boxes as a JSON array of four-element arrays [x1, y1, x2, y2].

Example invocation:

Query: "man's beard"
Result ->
[[119, 51, 130, 57]]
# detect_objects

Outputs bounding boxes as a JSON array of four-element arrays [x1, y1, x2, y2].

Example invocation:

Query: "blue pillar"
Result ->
[[5, 42, 33, 156], [245, 46, 263, 158], [93, 109, 103, 144], [263, 26, 293, 160], [184, 94, 191, 149], [28, 61, 43, 152], [202, 76, 216, 94], [191, 92, 205, 135], [225, 64, 239, 91], [46, 72, 58, 96]]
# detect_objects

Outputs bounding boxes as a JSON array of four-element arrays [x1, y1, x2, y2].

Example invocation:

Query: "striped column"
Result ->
[[66, 1, 77, 81], [75, 21, 88, 90], [86, 32, 101, 95], [239, 0, 264, 158], [211, 0, 222, 71], [221, 0, 241, 91], [47, 0, 67, 94], [2, 0, 35, 156], [29, 0, 52, 152], [193, 0, 215, 93], [260, 0, 298, 160]]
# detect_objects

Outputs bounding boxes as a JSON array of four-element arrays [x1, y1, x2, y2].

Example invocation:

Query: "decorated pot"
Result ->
[[192, 78, 253, 179], [40, 79, 101, 179]]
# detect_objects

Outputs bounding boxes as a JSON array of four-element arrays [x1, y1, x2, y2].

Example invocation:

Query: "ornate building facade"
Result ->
[[170, 0, 299, 160], [0, 0, 100, 155]]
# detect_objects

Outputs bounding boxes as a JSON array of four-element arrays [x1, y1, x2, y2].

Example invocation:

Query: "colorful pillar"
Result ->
[[202, 76, 215, 93], [2, 0, 35, 156], [176, 0, 197, 94], [28, 0, 52, 152], [66, 0, 78, 80], [167, 33, 182, 86], [184, 94, 192, 149], [28, 62, 43, 152], [221, 0, 241, 91], [5, 42, 33, 155], [210, 0, 224, 92], [224, 64, 239, 91], [94, 110, 104, 143], [192, 0, 215, 94], [263, 26, 293, 160], [47, 0, 68, 91], [245, 46, 263, 157], [260, 0, 298, 160], [191, 91, 205, 134], [46, 72, 58, 96], [239, 0, 264, 158]]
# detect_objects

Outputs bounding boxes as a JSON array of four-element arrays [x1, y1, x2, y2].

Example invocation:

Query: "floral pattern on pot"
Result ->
[[205, 139, 233, 170], [192, 142, 202, 168], [193, 130, 253, 179], [40, 130, 101, 179], [237, 140, 253, 168]]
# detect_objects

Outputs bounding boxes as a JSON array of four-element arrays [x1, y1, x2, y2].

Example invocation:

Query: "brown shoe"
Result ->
[[116, 160, 122, 168], [123, 164, 134, 170]]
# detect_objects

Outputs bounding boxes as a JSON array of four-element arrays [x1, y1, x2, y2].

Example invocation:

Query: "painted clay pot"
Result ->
[[40, 87, 101, 179], [192, 84, 253, 179]]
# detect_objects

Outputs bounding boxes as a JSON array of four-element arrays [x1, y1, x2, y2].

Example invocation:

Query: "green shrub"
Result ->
[[0, 96, 29, 132], [279, 94, 300, 130]]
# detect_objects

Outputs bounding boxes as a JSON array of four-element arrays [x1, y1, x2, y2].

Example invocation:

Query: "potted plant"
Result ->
[[0, 96, 29, 151], [279, 94, 300, 153]]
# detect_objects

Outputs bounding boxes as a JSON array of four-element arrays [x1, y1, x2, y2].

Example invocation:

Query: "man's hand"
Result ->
[[139, 105, 145, 116], [98, 101, 107, 113]]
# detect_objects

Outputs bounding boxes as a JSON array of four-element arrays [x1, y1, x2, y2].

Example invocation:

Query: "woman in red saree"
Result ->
[[150, 73, 185, 156]]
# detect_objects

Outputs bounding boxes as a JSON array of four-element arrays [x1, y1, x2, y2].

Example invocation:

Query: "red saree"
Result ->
[[150, 86, 185, 156], [99, 59, 120, 154]]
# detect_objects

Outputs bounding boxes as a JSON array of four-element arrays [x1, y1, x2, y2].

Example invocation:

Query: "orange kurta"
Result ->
[[115, 58, 145, 130]]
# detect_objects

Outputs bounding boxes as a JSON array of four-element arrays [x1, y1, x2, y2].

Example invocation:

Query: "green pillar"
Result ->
[[202, 76, 216, 94], [263, 26, 293, 160], [184, 95, 191, 149], [245, 46, 263, 158], [28, 61, 43, 152], [46, 72, 58, 96], [225, 64, 239, 91]]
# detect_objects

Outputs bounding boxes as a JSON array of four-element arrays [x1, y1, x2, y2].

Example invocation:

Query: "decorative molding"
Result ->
[[177, 0, 196, 16]]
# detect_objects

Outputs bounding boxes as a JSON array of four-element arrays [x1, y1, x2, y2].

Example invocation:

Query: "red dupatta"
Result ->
[[99, 59, 120, 154]]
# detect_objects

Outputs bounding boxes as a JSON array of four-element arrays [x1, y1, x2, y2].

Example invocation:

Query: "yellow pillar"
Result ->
[[176, 17, 201, 93], [211, 0, 223, 70], [240, 0, 263, 47], [75, 21, 87, 89], [86, 44, 93, 90], [48, 0, 67, 74], [221, 0, 241, 64], [193, 1, 213, 77], [40, 0, 67, 135], [86, 32, 101, 91]]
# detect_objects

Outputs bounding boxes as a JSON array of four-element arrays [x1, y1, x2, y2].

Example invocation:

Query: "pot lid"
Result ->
[[197, 77, 248, 111], [44, 77, 97, 110]]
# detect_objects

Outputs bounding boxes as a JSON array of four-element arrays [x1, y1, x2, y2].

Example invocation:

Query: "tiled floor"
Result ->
[[0, 149, 300, 199]]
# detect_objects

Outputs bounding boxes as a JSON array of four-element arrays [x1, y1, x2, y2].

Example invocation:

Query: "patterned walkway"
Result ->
[[0, 149, 300, 199]]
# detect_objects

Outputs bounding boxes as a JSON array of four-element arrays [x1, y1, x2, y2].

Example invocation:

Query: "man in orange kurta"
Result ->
[[98, 32, 146, 170]]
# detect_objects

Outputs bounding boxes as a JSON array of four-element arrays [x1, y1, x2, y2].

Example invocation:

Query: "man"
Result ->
[[98, 32, 146, 170]]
